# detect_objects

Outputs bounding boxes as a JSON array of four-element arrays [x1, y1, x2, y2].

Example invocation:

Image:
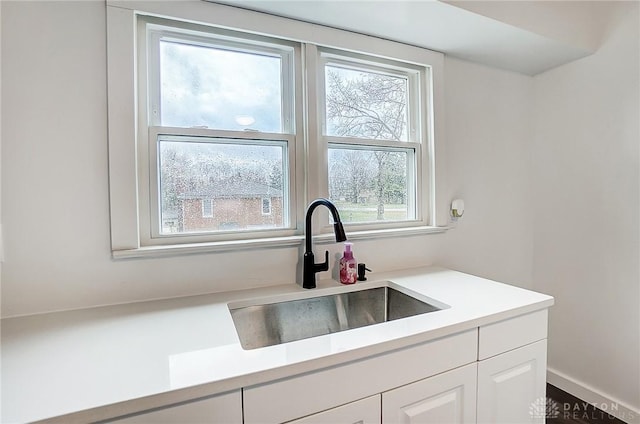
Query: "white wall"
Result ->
[[0, 0, 445, 315], [6, 0, 637, 420], [533, 2, 640, 419], [0, 1, 536, 317], [0, 0, 3, 305], [0, 1, 3, 420], [441, 57, 534, 289], [0, 1, 445, 317]]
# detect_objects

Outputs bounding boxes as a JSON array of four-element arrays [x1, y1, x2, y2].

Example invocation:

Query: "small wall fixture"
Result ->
[[451, 199, 465, 219]]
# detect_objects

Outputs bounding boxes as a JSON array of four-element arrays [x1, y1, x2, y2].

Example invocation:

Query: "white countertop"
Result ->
[[1, 267, 553, 423]]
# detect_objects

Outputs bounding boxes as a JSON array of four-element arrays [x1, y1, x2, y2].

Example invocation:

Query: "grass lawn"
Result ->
[[334, 200, 408, 222]]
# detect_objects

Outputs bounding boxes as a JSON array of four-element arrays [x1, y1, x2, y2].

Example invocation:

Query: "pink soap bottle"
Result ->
[[339, 242, 357, 284]]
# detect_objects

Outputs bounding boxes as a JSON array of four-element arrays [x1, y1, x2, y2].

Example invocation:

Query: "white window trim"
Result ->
[[138, 18, 301, 246], [317, 48, 426, 231], [145, 130, 296, 245], [202, 199, 213, 218], [106, 0, 448, 258]]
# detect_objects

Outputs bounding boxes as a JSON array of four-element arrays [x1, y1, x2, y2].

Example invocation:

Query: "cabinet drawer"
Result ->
[[244, 329, 477, 424], [286, 395, 380, 424], [108, 391, 241, 423], [478, 310, 547, 360]]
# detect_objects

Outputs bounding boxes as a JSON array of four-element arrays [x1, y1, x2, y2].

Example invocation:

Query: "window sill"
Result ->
[[111, 226, 447, 259]]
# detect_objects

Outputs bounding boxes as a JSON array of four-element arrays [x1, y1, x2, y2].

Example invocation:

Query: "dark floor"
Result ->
[[546, 384, 628, 424]]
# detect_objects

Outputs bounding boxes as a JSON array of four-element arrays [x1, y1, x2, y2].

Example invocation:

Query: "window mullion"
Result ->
[[138, 19, 155, 245], [304, 43, 330, 234]]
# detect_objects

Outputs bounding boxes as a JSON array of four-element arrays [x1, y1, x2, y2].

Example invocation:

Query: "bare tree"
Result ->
[[325, 67, 407, 219], [329, 149, 374, 203], [326, 69, 406, 140]]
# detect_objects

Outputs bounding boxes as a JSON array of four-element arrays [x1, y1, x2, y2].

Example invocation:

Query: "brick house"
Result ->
[[179, 181, 283, 232]]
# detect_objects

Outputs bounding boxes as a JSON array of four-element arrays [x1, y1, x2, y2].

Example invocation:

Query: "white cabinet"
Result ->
[[382, 363, 477, 424], [477, 340, 547, 424], [243, 330, 478, 424], [478, 310, 548, 360], [108, 391, 242, 423], [108, 310, 548, 424], [286, 363, 478, 424], [286, 395, 380, 424]]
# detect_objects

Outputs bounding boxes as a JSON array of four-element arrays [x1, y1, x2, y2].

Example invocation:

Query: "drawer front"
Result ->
[[244, 329, 478, 424], [478, 309, 548, 360], [108, 391, 241, 423], [286, 395, 380, 424]]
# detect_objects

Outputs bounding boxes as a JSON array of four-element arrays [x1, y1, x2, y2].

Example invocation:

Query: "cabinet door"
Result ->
[[477, 339, 547, 424], [382, 363, 477, 424], [287, 395, 380, 424], [109, 390, 242, 423], [244, 330, 477, 424]]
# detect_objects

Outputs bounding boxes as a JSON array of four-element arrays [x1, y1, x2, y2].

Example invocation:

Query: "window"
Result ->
[[156, 39, 284, 132], [320, 51, 422, 225], [328, 147, 413, 222], [157, 135, 287, 234], [262, 198, 272, 215], [139, 19, 298, 242], [202, 199, 213, 218], [106, 2, 444, 256]]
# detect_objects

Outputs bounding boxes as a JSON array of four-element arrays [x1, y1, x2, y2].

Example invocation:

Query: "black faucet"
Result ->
[[303, 198, 347, 289]]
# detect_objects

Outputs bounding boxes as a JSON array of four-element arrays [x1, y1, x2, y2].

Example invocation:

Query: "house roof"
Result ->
[[181, 180, 283, 199]]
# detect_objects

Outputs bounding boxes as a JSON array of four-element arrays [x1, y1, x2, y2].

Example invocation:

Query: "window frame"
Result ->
[[106, 1, 447, 258], [145, 21, 297, 133], [320, 49, 422, 142], [202, 199, 214, 218], [136, 17, 302, 245], [317, 49, 427, 231]]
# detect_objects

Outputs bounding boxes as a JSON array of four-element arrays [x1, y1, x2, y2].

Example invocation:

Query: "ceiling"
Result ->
[[213, 0, 622, 75]]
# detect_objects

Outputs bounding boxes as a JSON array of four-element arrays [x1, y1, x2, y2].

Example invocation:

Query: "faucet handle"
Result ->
[[357, 263, 371, 281], [315, 250, 329, 272]]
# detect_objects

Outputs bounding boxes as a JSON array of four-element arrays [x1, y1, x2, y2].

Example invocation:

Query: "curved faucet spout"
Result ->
[[303, 198, 347, 289], [305, 198, 347, 251]]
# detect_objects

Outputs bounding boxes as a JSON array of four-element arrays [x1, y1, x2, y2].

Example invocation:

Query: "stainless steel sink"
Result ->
[[229, 285, 444, 350]]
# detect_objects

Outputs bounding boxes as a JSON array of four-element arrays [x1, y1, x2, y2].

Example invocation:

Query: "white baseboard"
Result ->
[[547, 367, 640, 424]]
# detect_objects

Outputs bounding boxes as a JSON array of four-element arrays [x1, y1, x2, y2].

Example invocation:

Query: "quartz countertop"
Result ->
[[1, 266, 553, 423]]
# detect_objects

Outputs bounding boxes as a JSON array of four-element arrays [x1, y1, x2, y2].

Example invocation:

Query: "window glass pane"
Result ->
[[262, 198, 271, 215], [325, 65, 408, 141], [202, 199, 213, 217], [328, 147, 411, 223], [159, 137, 286, 234], [159, 40, 283, 132]]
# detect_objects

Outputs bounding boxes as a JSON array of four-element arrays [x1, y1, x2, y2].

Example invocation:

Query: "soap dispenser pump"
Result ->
[[339, 242, 357, 284]]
